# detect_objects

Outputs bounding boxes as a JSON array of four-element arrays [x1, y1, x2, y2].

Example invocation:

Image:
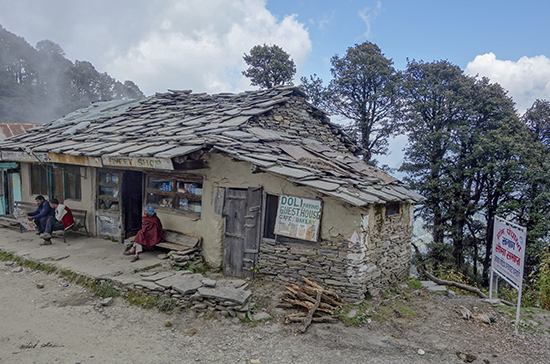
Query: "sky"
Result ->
[[1, 0, 549, 166]]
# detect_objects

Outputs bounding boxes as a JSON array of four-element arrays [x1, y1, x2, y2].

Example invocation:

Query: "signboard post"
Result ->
[[274, 195, 322, 242], [490, 216, 527, 334]]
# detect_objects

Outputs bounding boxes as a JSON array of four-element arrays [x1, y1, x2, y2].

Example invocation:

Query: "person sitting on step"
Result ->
[[123, 206, 164, 262], [39, 199, 74, 246]]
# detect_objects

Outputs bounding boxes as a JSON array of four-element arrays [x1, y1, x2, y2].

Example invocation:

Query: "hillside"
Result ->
[[0, 25, 144, 124]]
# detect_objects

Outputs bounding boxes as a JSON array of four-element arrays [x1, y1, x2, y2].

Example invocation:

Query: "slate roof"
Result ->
[[0, 86, 424, 206]]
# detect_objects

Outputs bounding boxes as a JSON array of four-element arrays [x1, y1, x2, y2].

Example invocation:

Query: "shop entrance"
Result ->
[[122, 170, 144, 239]]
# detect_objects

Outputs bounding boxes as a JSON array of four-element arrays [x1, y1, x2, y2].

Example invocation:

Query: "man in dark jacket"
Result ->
[[39, 198, 75, 246], [27, 195, 54, 234]]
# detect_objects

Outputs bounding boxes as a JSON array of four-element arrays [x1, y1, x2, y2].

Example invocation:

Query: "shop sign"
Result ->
[[48, 153, 103, 167], [101, 156, 174, 170], [1, 150, 50, 163], [274, 195, 322, 242]]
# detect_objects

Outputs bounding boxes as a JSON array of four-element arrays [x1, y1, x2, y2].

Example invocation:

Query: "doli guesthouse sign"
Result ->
[[490, 216, 527, 334], [274, 195, 321, 242]]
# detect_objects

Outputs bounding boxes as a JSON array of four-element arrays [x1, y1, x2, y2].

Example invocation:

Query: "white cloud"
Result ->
[[107, 0, 312, 95], [358, 1, 381, 38], [465, 52, 550, 114]]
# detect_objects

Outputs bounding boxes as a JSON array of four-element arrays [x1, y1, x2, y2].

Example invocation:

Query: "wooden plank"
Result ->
[[213, 187, 225, 216], [156, 243, 198, 252], [163, 230, 201, 248]]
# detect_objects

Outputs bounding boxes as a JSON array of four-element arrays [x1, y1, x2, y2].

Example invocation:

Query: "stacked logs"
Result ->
[[279, 277, 344, 332]]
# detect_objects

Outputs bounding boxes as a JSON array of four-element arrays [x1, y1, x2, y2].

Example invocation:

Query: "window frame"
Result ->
[[145, 173, 203, 216], [97, 169, 122, 212], [30, 164, 49, 196], [385, 202, 401, 218], [63, 165, 82, 201]]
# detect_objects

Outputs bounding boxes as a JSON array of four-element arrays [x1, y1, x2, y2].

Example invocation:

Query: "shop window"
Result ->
[[385, 202, 400, 217], [146, 174, 202, 215], [98, 170, 120, 211], [64, 166, 81, 200], [30, 164, 48, 195]]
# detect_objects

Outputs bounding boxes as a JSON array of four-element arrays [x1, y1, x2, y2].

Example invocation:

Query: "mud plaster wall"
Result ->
[[156, 152, 362, 268], [20, 163, 97, 232], [157, 154, 413, 300]]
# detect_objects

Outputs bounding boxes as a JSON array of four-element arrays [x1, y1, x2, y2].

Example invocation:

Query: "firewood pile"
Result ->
[[277, 277, 344, 332]]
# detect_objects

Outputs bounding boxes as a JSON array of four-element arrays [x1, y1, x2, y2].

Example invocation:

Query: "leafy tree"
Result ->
[[0, 26, 145, 123], [299, 74, 329, 110], [400, 60, 537, 277], [400, 60, 470, 253], [328, 42, 401, 162], [242, 44, 296, 89], [300, 42, 401, 163]]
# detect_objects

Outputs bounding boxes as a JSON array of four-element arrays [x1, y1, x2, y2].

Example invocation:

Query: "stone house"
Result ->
[[0, 86, 423, 300]]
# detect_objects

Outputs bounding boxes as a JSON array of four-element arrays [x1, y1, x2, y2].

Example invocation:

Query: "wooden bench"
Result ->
[[52, 208, 90, 243], [0, 201, 37, 233], [156, 230, 201, 253]]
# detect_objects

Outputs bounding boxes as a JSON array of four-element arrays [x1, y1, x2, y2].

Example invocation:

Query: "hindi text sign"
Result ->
[[274, 195, 321, 242], [491, 216, 526, 288]]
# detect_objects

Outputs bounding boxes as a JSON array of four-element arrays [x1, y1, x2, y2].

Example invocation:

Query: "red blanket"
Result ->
[[134, 215, 164, 251]]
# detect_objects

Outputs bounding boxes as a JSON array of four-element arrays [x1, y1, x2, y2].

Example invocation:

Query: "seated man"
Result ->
[[123, 206, 164, 262], [39, 199, 74, 246], [27, 195, 54, 234]]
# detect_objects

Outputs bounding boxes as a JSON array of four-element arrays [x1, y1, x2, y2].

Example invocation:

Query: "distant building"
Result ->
[[0, 87, 423, 299], [0, 122, 40, 214]]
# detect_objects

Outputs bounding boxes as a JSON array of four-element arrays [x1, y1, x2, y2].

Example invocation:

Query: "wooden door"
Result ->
[[122, 170, 144, 238], [223, 187, 263, 277]]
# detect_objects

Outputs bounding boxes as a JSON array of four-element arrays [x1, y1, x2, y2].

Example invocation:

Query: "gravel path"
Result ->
[[1, 262, 549, 364]]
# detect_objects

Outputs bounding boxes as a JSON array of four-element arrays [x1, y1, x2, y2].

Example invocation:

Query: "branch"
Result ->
[[417, 265, 487, 298]]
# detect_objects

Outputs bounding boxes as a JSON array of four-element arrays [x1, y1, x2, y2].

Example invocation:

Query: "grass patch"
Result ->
[[123, 290, 159, 309], [0, 251, 15, 261], [0, 250, 56, 274], [95, 281, 121, 298], [407, 279, 423, 290], [337, 302, 373, 326], [157, 295, 174, 313]]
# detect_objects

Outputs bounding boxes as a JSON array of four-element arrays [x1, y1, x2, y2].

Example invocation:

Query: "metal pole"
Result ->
[[515, 287, 522, 335], [489, 269, 494, 300]]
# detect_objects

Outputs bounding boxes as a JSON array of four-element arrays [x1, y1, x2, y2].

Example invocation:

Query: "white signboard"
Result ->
[[274, 195, 321, 242], [490, 216, 527, 334], [491, 216, 526, 288]]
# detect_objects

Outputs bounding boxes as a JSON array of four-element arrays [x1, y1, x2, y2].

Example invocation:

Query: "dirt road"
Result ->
[[1, 262, 549, 364]]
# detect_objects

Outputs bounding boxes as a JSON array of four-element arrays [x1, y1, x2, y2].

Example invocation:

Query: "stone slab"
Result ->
[[171, 273, 205, 295], [197, 286, 252, 305], [134, 280, 164, 291], [142, 271, 175, 282]]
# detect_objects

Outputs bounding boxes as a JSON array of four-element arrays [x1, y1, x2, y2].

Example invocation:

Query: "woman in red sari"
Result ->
[[123, 206, 164, 262]]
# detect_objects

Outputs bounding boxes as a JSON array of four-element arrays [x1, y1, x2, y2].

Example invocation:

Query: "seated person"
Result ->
[[39, 199, 74, 246], [27, 195, 54, 234], [123, 206, 164, 262]]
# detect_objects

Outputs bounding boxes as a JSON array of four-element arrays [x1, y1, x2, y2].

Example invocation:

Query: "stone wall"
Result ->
[[251, 96, 362, 155], [257, 203, 414, 301]]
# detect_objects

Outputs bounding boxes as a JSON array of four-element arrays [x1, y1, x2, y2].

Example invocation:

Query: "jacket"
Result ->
[[28, 201, 54, 219], [55, 204, 75, 230]]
